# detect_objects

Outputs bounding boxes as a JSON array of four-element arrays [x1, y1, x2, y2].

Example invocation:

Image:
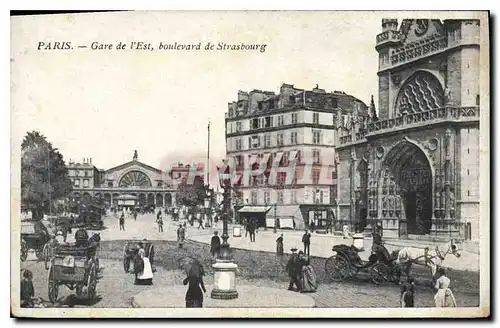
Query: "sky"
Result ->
[[11, 11, 469, 186]]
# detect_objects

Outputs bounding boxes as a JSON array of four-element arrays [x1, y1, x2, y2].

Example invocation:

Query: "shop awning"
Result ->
[[265, 205, 304, 229], [237, 206, 272, 213]]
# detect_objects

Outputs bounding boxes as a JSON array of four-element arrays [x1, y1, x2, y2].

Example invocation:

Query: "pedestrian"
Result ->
[[245, 219, 249, 238], [286, 247, 300, 291], [276, 233, 284, 256], [434, 267, 457, 307], [249, 220, 256, 242], [183, 266, 207, 308], [302, 230, 311, 256], [297, 251, 317, 293], [197, 212, 204, 230], [119, 212, 125, 231], [157, 211, 163, 232], [134, 244, 154, 285], [401, 277, 415, 307], [177, 224, 186, 248], [20, 269, 35, 308], [210, 231, 221, 261]]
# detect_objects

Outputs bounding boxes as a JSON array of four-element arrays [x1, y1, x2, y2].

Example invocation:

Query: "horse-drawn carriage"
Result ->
[[21, 221, 51, 262], [47, 233, 100, 303], [325, 244, 402, 284], [123, 240, 155, 273], [325, 239, 461, 285]]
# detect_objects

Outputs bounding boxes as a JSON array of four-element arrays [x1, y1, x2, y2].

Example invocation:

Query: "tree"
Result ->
[[175, 176, 206, 208], [21, 131, 72, 220], [369, 95, 378, 121]]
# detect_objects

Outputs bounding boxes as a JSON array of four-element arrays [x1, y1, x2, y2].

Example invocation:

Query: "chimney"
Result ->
[[90, 158, 92, 165]]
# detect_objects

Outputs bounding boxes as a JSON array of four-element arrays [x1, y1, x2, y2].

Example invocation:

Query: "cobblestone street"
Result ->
[[19, 213, 480, 308]]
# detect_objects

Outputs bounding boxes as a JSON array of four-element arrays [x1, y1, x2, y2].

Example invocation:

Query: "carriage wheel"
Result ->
[[20, 240, 28, 262], [43, 243, 53, 270], [48, 265, 58, 303], [325, 255, 350, 282], [371, 262, 390, 285], [87, 263, 97, 300]]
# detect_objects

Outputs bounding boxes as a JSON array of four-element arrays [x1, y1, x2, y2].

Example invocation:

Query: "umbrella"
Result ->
[[177, 256, 205, 277]]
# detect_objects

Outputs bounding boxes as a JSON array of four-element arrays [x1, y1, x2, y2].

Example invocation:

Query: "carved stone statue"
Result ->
[[445, 87, 453, 105], [133, 150, 138, 161]]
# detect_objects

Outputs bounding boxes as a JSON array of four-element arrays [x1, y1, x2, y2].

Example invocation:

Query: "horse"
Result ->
[[396, 240, 461, 283]]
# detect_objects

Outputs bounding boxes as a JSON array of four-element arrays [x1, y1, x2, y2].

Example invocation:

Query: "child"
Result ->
[[21, 270, 35, 307]]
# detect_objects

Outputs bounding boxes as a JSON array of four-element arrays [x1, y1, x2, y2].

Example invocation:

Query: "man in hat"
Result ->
[[286, 247, 300, 291], [177, 224, 186, 248]]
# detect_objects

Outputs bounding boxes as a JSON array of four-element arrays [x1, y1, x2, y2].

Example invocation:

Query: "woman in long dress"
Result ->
[[434, 267, 457, 307], [276, 234, 284, 256], [298, 251, 317, 293], [177, 224, 186, 248], [134, 246, 154, 285], [183, 266, 206, 308]]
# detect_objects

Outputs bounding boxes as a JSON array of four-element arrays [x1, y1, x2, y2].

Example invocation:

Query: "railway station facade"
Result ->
[[67, 153, 188, 209]]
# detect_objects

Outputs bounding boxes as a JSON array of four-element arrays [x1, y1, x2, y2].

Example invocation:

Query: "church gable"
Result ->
[[400, 19, 445, 44], [106, 160, 163, 175]]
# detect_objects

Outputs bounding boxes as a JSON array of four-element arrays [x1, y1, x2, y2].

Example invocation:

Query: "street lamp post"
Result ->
[[211, 170, 238, 300]]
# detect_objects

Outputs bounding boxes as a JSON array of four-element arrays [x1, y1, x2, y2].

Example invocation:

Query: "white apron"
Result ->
[[138, 257, 154, 280]]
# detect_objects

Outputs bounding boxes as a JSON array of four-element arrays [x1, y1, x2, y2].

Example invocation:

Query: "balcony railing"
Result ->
[[338, 106, 479, 145], [367, 106, 479, 134], [391, 35, 448, 66], [376, 30, 401, 44]]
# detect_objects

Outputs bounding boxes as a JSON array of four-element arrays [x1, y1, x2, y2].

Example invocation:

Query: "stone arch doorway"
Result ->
[[165, 193, 172, 207], [139, 193, 146, 206], [147, 193, 155, 206], [379, 139, 433, 237], [156, 193, 163, 207]]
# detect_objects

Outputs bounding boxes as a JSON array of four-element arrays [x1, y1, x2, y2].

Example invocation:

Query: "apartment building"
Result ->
[[225, 83, 368, 229]]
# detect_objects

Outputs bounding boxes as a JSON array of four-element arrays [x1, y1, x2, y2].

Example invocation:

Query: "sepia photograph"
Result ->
[[10, 10, 490, 318]]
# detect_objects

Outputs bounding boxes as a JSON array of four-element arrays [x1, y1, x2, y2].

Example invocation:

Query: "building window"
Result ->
[[264, 134, 271, 147], [291, 131, 298, 144], [250, 135, 261, 148], [277, 191, 284, 204], [83, 179, 89, 188], [312, 170, 320, 184], [75, 171, 80, 177], [84, 171, 88, 177], [252, 118, 260, 130], [291, 191, 297, 204], [277, 115, 284, 127], [236, 122, 242, 132], [476, 94, 480, 106], [236, 138, 242, 151], [264, 191, 271, 204], [251, 191, 258, 205], [74, 179, 80, 187], [313, 130, 321, 144], [277, 172, 287, 185], [291, 113, 298, 124], [313, 149, 321, 164], [332, 98, 338, 108], [289, 95, 295, 104], [320, 191, 324, 204], [265, 116, 272, 127], [277, 133, 284, 146], [313, 112, 319, 124], [157, 181, 163, 187], [282, 151, 289, 166], [107, 181, 113, 187]]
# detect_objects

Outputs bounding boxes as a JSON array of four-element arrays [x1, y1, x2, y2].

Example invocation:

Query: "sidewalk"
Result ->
[[188, 225, 480, 273]]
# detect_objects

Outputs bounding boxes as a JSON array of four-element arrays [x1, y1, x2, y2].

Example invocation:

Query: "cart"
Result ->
[[324, 244, 401, 284], [47, 243, 99, 303], [21, 221, 51, 262], [123, 240, 155, 273]]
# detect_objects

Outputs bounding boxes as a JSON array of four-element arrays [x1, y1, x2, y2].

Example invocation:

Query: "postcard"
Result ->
[[11, 10, 490, 318]]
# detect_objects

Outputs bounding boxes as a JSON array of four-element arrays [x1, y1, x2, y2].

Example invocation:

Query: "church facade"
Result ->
[[336, 19, 481, 240], [68, 151, 182, 208]]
